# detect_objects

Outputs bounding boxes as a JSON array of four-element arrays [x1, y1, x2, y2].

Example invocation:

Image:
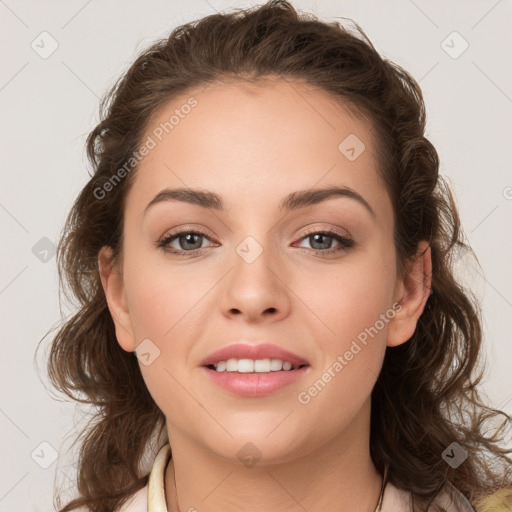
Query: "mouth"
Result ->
[[200, 342, 311, 397], [201, 354, 310, 397], [202, 362, 310, 397], [200, 342, 310, 369], [205, 359, 309, 373]]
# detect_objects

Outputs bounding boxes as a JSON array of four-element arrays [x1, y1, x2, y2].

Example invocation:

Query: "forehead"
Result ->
[[125, 77, 389, 222]]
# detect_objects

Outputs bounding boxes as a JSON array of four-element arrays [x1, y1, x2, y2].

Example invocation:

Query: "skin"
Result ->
[[99, 77, 432, 512]]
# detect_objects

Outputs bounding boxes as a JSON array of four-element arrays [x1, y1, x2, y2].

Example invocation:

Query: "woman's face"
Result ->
[[100, 77, 423, 464]]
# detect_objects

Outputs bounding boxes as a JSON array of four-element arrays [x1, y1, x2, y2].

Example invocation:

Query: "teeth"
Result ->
[[211, 358, 300, 373]]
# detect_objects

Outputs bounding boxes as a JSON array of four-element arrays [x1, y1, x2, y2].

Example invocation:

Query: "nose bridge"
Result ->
[[227, 204, 281, 268], [231, 230, 282, 287]]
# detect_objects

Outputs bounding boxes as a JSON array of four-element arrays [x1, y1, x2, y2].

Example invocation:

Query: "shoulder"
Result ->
[[382, 480, 476, 512], [473, 487, 512, 511], [72, 484, 148, 512], [381, 480, 412, 512], [117, 484, 148, 512], [433, 482, 476, 511]]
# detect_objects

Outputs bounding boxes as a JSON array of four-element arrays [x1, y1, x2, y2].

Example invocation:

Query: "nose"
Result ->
[[219, 237, 291, 323]]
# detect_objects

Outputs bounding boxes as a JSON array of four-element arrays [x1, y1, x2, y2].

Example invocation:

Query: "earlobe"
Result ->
[[97, 246, 137, 352], [386, 241, 432, 348]]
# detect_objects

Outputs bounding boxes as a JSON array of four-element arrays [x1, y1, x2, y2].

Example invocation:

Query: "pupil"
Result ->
[[182, 233, 201, 250], [312, 233, 331, 250]]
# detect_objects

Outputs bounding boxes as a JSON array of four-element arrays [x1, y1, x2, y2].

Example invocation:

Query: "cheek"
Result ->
[[126, 277, 175, 342], [122, 251, 212, 424], [122, 245, 206, 341], [300, 242, 397, 349], [294, 244, 396, 414]]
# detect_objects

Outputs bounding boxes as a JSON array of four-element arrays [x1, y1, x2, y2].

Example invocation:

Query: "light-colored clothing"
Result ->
[[78, 443, 476, 511]]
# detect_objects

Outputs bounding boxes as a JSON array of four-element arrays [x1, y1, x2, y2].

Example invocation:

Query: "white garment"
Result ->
[[77, 443, 476, 511]]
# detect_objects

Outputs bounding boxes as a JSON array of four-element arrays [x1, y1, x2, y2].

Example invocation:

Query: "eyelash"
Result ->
[[157, 227, 355, 258]]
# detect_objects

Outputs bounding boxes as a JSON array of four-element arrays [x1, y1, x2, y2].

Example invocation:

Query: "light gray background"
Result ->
[[1, 0, 511, 510]]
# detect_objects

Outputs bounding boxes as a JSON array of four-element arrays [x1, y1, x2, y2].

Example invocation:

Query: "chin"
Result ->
[[199, 428, 315, 467]]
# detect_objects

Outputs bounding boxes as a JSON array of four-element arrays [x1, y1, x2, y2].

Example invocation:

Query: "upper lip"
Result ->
[[200, 343, 310, 367]]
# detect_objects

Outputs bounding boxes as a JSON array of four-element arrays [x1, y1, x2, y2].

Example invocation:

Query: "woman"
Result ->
[[43, 1, 512, 511]]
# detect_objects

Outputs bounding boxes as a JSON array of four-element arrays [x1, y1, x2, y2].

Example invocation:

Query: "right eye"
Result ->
[[158, 229, 216, 256]]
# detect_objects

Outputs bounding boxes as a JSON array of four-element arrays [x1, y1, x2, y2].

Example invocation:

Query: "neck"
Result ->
[[164, 398, 382, 512]]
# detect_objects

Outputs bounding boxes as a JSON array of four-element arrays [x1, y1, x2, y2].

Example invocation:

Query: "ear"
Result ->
[[98, 246, 137, 352], [386, 240, 432, 348]]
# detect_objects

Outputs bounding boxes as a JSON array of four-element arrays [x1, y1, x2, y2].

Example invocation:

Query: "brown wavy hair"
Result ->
[[38, 1, 512, 510]]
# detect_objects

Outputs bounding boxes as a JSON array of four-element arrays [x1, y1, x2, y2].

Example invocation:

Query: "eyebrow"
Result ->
[[143, 185, 375, 218]]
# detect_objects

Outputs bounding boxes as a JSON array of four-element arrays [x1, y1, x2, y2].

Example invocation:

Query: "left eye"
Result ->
[[294, 231, 354, 253]]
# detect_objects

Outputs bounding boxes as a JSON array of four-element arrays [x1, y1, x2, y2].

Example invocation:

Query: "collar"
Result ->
[[147, 443, 388, 512], [148, 443, 171, 511]]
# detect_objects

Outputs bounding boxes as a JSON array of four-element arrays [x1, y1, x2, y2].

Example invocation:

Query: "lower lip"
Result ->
[[202, 365, 310, 397]]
